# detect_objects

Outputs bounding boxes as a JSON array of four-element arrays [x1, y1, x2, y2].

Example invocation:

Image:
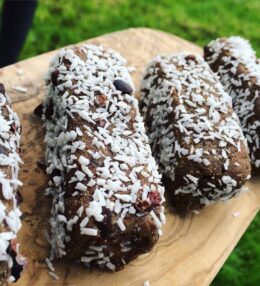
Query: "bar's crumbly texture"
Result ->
[[0, 84, 25, 284], [204, 37, 260, 170], [140, 53, 251, 214], [43, 45, 165, 271]]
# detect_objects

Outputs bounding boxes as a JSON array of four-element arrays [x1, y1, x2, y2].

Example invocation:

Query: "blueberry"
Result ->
[[34, 103, 43, 117], [11, 260, 23, 282], [113, 79, 133, 94]]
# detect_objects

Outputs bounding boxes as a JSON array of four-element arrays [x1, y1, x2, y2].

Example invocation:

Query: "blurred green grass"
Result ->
[[20, 0, 260, 58], [4, 0, 260, 285]]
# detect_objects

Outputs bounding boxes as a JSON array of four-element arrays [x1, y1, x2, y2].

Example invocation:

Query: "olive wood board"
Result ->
[[1, 28, 259, 286]]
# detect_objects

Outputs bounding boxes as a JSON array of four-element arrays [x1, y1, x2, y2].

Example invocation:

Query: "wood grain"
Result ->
[[0, 28, 259, 286]]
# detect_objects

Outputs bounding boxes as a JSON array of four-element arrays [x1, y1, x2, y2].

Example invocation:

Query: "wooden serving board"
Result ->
[[0, 28, 259, 286]]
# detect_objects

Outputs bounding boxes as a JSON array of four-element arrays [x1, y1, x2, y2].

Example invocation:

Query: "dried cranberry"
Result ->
[[10, 122, 17, 132], [185, 55, 198, 63], [148, 191, 161, 206], [34, 103, 43, 117], [134, 199, 151, 212], [96, 119, 106, 127], [63, 58, 71, 66], [113, 79, 133, 94], [95, 94, 107, 107]]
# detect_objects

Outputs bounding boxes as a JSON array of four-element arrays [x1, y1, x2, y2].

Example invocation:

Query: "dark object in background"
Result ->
[[0, 0, 37, 68]]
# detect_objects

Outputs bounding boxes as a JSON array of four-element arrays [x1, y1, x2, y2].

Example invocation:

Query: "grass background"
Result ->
[[3, 0, 260, 285]]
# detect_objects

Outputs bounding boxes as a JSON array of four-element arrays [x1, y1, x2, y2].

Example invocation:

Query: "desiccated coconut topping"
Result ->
[[204, 36, 260, 168], [0, 84, 25, 283], [43, 45, 165, 271], [140, 53, 250, 206]]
